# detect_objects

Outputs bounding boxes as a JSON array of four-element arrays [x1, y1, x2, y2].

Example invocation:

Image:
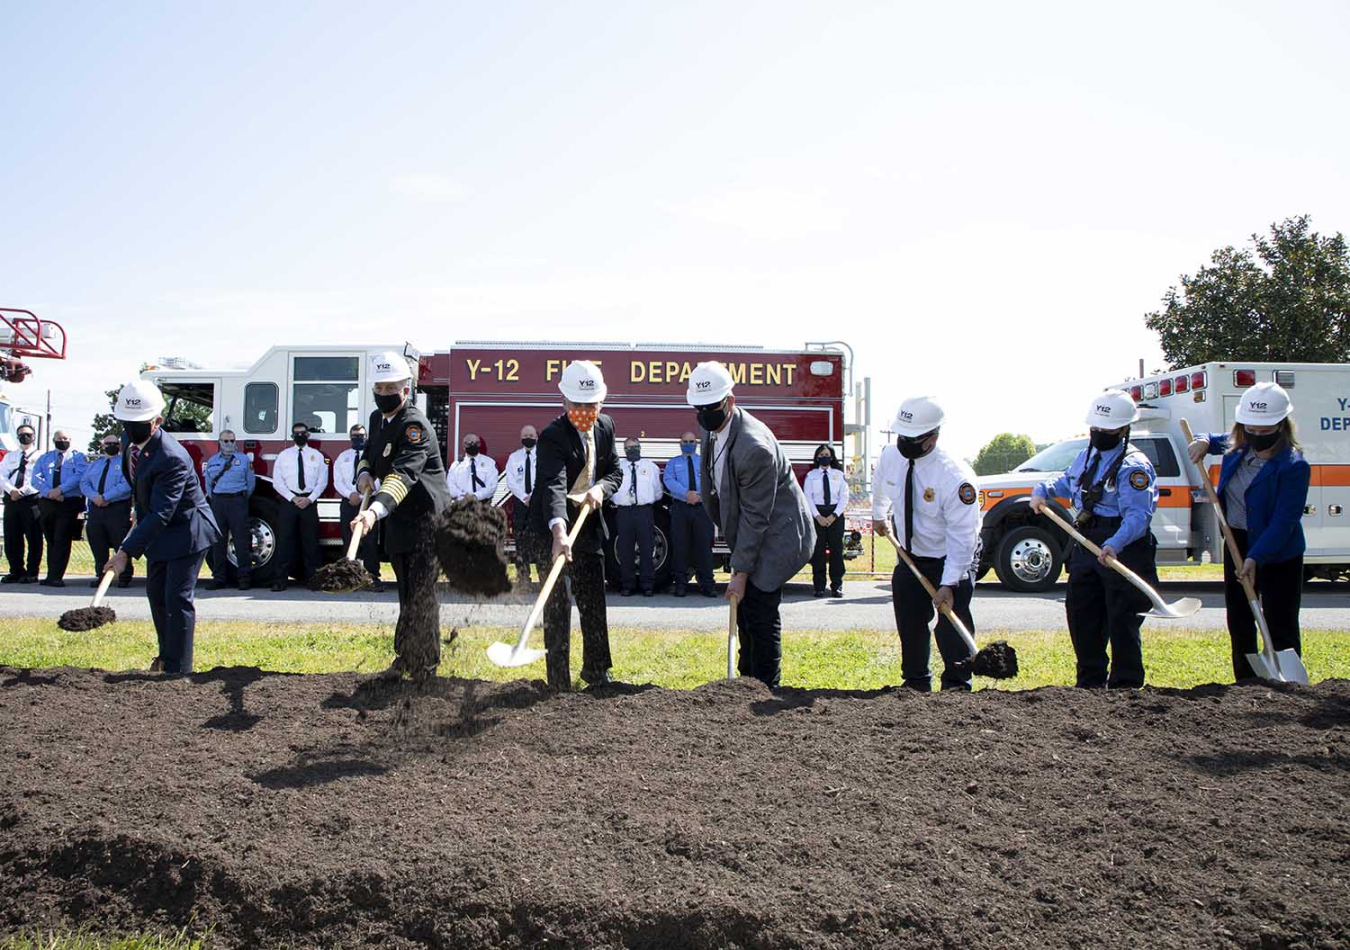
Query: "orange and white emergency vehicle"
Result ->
[[138, 341, 867, 587], [976, 362, 1350, 591]]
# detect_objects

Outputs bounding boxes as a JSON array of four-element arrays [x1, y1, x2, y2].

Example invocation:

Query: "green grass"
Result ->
[[3, 618, 1347, 691], [0, 931, 206, 950]]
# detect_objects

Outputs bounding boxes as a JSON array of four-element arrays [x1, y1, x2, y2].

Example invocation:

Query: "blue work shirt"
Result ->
[[31, 449, 88, 499], [663, 450, 703, 499], [1033, 443, 1158, 551], [202, 451, 256, 497], [81, 453, 132, 506]]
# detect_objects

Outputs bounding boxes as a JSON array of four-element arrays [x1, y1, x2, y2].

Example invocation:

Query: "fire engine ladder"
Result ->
[[1, 309, 67, 382]]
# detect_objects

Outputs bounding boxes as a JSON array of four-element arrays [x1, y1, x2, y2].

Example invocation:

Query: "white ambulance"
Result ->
[[975, 362, 1350, 591]]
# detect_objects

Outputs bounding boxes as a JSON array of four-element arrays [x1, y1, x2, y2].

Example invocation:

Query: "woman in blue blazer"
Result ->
[[1187, 382, 1310, 681]]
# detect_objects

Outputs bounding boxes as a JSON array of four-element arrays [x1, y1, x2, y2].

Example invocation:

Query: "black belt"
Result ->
[[1077, 514, 1122, 530], [213, 492, 245, 498], [3, 494, 38, 504], [816, 504, 837, 516]]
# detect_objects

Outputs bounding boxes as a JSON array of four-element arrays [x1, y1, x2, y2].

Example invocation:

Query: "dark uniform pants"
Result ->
[[1223, 527, 1303, 682], [339, 498, 382, 579], [87, 501, 133, 583], [615, 503, 656, 593], [38, 497, 84, 581], [811, 509, 846, 593], [529, 531, 611, 689], [277, 500, 321, 581], [390, 543, 441, 673], [737, 580, 783, 687], [3, 496, 43, 578], [210, 494, 252, 582], [512, 497, 535, 582], [670, 501, 714, 592], [147, 548, 207, 674], [1065, 527, 1157, 689], [891, 555, 975, 691]]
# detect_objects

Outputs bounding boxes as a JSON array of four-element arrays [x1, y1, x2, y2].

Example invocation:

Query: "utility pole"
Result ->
[[45, 388, 51, 451]]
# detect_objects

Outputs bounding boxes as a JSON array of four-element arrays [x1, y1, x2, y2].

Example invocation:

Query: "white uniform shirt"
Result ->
[[504, 446, 536, 503], [802, 466, 850, 515], [871, 444, 982, 587], [0, 446, 40, 497], [333, 447, 363, 501], [447, 454, 498, 501], [273, 445, 328, 502], [613, 457, 663, 507]]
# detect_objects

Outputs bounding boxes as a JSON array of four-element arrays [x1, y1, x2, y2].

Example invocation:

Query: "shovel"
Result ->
[[310, 489, 375, 593], [58, 568, 118, 631], [1180, 419, 1309, 684], [1038, 506, 1201, 619], [487, 500, 593, 668], [726, 592, 738, 679]]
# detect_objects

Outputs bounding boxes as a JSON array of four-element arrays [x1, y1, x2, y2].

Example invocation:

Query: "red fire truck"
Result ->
[[139, 341, 864, 587], [0, 309, 67, 457]]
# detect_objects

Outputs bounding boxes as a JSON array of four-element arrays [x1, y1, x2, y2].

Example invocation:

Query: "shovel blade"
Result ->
[[1273, 649, 1310, 685], [487, 640, 546, 668], [1246, 651, 1286, 683], [1144, 596, 1202, 619]]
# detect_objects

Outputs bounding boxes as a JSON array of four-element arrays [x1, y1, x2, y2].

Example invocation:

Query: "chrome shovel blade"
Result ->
[[1247, 648, 1310, 685], [486, 641, 547, 668], [1143, 596, 1203, 619]]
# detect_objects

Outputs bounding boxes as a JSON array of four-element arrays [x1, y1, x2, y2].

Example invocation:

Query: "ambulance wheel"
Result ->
[[994, 525, 1062, 592], [236, 498, 282, 583]]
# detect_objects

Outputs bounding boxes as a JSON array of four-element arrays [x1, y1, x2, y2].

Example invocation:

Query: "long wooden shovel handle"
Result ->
[[882, 530, 978, 654], [1180, 419, 1275, 650], [727, 593, 738, 679], [91, 568, 116, 609], [517, 503, 593, 642], [345, 488, 373, 560], [1036, 506, 1164, 602]]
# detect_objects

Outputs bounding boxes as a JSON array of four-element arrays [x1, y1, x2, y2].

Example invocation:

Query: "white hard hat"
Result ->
[[115, 380, 166, 422], [370, 350, 415, 385], [1084, 389, 1139, 429], [891, 396, 945, 437], [686, 361, 735, 407], [1235, 382, 1292, 426], [558, 360, 608, 403]]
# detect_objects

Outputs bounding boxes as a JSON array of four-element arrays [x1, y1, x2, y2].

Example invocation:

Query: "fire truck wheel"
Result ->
[[603, 506, 673, 592], [993, 524, 1063, 593], [238, 499, 282, 583]]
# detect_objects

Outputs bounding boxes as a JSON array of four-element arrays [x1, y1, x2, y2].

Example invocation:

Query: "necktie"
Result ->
[[570, 431, 594, 495], [130, 447, 139, 483], [904, 459, 915, 553], [630, 462, 638, 501], [297, 450, 306, 493], [823, 469, 832, 508], [54, 453, 63, 490], [524, 451, 532, 494], [97, 459, 110, 494], [470, 458, 482, 490], [686, 456, 696, 495], [351, 451, 358, 484], [16, 452, 27, 488]]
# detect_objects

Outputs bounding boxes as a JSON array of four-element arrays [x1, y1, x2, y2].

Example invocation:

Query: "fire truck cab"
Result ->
[[975, 362, 1350, 591]]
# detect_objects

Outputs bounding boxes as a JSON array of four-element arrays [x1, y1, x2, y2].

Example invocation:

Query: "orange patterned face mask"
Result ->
[[567, 406, 598, 432]]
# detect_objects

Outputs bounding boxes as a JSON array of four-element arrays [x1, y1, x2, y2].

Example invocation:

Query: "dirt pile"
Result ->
[[308, 558, 375, 593], [1, 666, 1348, 949], [55, 606, 117, 631], [969, 640, 1018, 678], [433, 498, 511, 597]]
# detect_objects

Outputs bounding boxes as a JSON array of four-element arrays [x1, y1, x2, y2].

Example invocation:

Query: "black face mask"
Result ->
[[896, 435, 930, 460], [293, 433, 309, 447], [464, 443, 480, 457], [350, 436, 366, 451], [17, 432, 33, 446], [1089, 429, 1123, 451], [816, 455, 832, 467], [54, 440, 70, 452], [696, 401, 728, 433], [521, 437, 536, 449], [374, 391, 404, 414], [124, 420, 153, 445], [104, 443, 120, 456], [626, 447, 641, 462], [1247, 430, 1282, 452]]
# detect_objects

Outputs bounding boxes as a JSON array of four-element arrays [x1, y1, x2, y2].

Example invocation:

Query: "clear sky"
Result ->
[[3, 0, 1347, 458]]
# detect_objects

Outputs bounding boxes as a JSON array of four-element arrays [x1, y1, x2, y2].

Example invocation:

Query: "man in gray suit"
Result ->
[[688, 361, 815, 687]]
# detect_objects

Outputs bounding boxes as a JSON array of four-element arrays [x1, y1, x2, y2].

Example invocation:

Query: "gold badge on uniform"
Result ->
[[383, 444, 392, 457], [1128, 470, 1150, 490], [923, 487, 935, 502]]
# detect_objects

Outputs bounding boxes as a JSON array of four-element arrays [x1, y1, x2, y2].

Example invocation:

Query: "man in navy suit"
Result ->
[[107, 380, 220, 675]]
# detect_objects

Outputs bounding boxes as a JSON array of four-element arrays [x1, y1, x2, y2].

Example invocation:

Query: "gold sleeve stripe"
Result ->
[[356, 460, 371, 474], [382, 473, 409, 503]]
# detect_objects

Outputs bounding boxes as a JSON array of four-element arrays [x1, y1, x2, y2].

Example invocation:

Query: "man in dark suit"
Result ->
[[107, 380, 221, 675], [523, 360, 623, 690]]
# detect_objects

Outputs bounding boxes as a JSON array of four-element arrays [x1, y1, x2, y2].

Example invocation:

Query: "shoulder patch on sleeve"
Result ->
[[405, 424, 424, 444], [958, 482, 977, 505], [1128, 469, 1151, 490]]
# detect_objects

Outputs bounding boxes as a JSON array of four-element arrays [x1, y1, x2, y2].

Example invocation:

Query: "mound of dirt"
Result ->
[[1, 666, 1348, 949], [55, 606, 117, 631], [433, 498, 511, 597], [308, 558, 374, 593]]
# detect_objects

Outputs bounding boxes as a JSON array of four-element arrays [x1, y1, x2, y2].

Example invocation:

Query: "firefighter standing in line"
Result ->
[[202, 429, 256, 590], [446, 433, 499, 501], [505, 425, 538, 584], [351, 350, 452, 681], [871, 397, 982, 691], [271, 422, 327, 591], [1030, 389, 1159, 689], [81, 433, 134, 588], [804, 443, 850, 598], [613, 435, 663, 597], [663, 430, 717, 597], [0, 422, 43, 583], [522, 360, 624, 690], [334, 423, 384, 593], [32, 429, 88, 587]]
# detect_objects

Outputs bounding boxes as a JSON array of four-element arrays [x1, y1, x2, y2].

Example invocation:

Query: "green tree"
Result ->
[[973, 432, 1036, 476], [87, 386, 124, 454], [1144, 215, 1350, 368]]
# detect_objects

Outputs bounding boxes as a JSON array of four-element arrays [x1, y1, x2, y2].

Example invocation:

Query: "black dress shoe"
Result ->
[[642, 590, 654, 597], [1, 574, 22, 584], [271, 581, 288, 592], [831, 588, 844, 598], [238, 579, 251, 591], [700, 588, 717, 598], [582, 671, 615, 688], [813, 589, 826, 598], [20, 575, 38, 584], [89, 578, 102, 588], [673, 588, 686, 598], [208, 579, 230, 591], [38, 578, 53, 587], [620, 589, 634, 597], [368, 580, 386, 593], [117, 579, 132, 589]]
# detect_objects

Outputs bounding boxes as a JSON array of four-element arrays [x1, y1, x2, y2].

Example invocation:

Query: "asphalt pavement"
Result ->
[[5, 575, 1348, 632]]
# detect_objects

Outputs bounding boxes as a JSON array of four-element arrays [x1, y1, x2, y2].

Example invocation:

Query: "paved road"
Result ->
[[5, 575, 1349, 632]]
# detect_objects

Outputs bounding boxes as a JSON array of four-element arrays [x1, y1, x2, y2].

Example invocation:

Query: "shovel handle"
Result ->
[[1036, 506, 1165, 606], [882, 529, 978, 655], [513, 503, 594, 651], [91, 568, 116, 609], [345, 488, 373, 561], [727, 592, 738, 679]]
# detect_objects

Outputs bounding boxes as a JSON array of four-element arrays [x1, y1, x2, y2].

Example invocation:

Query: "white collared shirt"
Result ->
[[447, 454, 498, 501], [273, 445, 328, 502], [0, 446, 39, 497], [504, 446, 536, 502], [613, 457, 663, 506], [803, 466, 850, 514], [871, 444, 982, 587]]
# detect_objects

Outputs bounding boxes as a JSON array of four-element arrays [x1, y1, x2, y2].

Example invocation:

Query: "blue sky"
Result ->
[[3, 0, 1348, 456]]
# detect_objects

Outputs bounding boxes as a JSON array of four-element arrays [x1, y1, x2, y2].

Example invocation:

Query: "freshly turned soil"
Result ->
[[1, 666, 1348, 949], [308, 559, 375, 594], [55, 606, 117, 632], [971, 641, 1019, 679], [433, 499, 511, 597]]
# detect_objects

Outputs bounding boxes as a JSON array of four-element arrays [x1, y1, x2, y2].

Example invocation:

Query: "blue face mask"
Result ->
[[680, 442, 697, 456]]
